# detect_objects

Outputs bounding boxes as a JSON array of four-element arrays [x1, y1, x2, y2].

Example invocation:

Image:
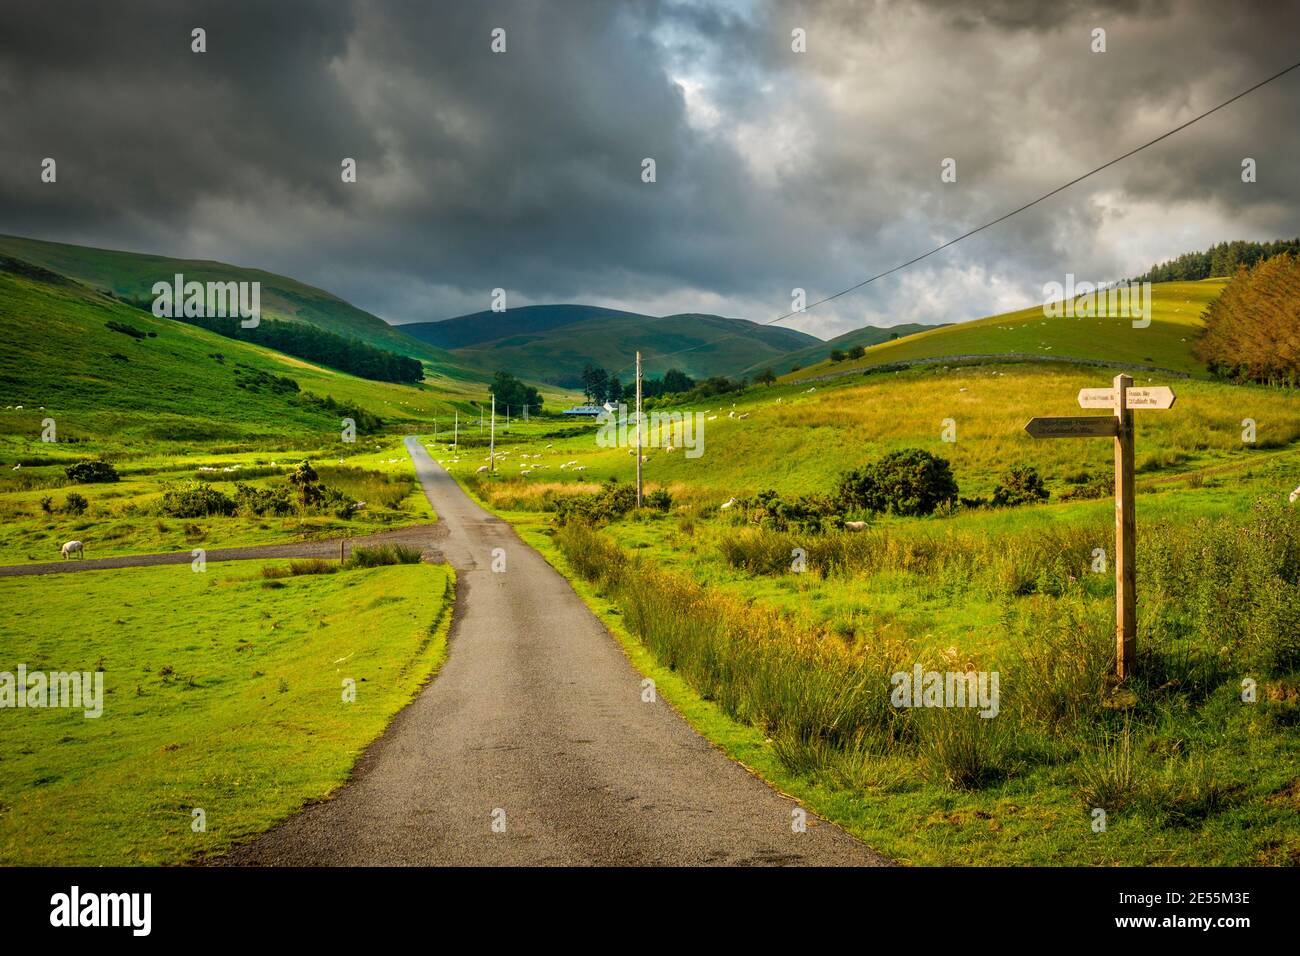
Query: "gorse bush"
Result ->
[[731, 488, 842, 533], [159, 482, 237, 518], [837, 448, 959, 517], [552, 478, 637, 526], [991, 464, 1049, 507], [64, 460, 119, 484]]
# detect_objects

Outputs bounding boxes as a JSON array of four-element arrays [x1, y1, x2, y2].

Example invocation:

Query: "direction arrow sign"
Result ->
[[1025, 415, 1119, 438], [1077, 386, 1176, 409]]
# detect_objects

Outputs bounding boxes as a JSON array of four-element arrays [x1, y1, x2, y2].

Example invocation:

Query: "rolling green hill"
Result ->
[[0, 234, 477, 378], [785, 279, 1226, 382], [0, 254, 472, 444], [400, 304, 822, 386], [741, 322, 937, 377]]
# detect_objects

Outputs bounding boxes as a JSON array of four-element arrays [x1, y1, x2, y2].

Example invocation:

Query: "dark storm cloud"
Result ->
[[1, 0, 1298, 337]]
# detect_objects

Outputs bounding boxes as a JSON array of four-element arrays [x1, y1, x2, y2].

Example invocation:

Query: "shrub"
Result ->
[[829, 348, 847, 362], [40, 495, 53, 513], [645, 488, 673, 512], [991, 464, 1049, 507], [62, 492, 89, 516], [553, 478, 637, 526], [65, 460, 119, 484], [837, 448, 959, 517], [732, 489, 841, 533], [1061, 473, 1113, 500], [232, 481, 295, 517], [848, 344, 866, 360], [158, 482, 237, 518]]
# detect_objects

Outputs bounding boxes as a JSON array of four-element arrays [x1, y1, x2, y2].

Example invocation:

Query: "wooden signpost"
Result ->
[[1024, 374, 1176, 680]]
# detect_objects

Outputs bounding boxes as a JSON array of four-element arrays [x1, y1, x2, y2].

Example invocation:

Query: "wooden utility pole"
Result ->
[[1025, 374, 1175, 680], [635, 350, 643, 508], [454, 410, 458, 450], [489, 393, 496, 474]]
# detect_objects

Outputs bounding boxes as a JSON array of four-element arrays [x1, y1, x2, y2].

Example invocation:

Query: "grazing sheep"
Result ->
[[844, 520, 867, 531], [476, 465, 489, 473], [60, 540, 84, 560], [737, 413, 749, 420], [719, 497, 737, 509], [1290, 485, 1300, 504], [707, 415, 717, 421]]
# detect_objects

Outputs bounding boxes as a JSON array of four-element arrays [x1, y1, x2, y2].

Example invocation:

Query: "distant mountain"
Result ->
[[0, 234, 472, 376], [399, 305, 821, 386], [742, 323, 938, 377]]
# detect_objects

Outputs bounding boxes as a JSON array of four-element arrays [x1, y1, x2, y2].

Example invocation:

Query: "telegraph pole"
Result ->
[[489, 393, 496, 474], [635, 350, 643, 508], [454, 410, 458, 450]]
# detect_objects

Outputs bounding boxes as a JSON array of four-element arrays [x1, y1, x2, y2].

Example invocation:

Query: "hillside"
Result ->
[[0, 234, 476, 379], [0, 255, 469, 443], [741, 322, 937, 377], [400, 305, 821, 386], [784, 279, 1226, 382]]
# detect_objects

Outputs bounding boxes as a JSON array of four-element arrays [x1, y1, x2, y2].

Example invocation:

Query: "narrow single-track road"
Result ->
[[219, 436, 887, 866]]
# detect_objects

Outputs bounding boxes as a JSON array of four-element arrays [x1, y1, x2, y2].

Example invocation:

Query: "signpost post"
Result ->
[[1024, 373, 1176, 680]]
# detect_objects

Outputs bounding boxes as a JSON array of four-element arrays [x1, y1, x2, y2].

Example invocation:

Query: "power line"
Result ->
[[619, 55, 1300, 376]]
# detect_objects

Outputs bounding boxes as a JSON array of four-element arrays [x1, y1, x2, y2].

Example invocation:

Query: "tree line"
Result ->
[[1194, 254, 1300, 387], [182, 315, 424, 384], [1134, 238, 1300, 283]]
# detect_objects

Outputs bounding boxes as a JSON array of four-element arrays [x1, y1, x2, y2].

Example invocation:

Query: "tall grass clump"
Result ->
[[556, 520, 908, 771], [345, 544, 423, 568]]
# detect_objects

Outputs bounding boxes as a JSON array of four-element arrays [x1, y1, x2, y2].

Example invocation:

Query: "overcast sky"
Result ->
[[2, 0, 1298, 340]]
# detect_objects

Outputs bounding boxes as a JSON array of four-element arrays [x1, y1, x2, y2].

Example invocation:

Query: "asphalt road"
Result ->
[[219, 436, 887, 866]]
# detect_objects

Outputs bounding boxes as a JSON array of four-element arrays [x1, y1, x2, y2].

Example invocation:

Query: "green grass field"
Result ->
[[0, 438, 435, 566], [0, 559, 454, 865], [786, 279, 1227, 381]]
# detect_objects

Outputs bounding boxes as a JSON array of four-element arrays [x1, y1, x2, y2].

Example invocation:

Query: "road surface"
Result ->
[[219, 436, 887, 866]]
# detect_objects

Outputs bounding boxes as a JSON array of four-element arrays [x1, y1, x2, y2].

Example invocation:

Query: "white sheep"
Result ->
[[1290, 485, 1300, 504], [60, 540, 84, 560], [719, 497, 737, 509], [844, 520, 867, 531], [476, 465, 489, 473]]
